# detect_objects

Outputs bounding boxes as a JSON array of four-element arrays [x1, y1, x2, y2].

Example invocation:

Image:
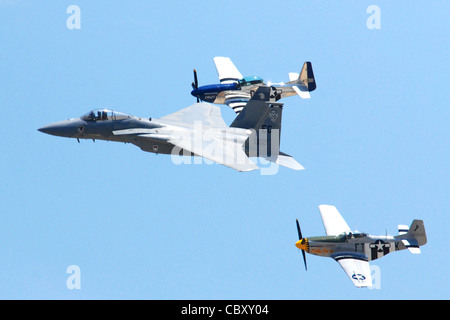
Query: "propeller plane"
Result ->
[[295, 205, 427, 288], [191, 57, 316, 114]]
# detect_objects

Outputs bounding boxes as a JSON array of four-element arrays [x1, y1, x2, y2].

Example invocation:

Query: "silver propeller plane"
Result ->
[[295, 205, 427, 288], [38, 87, 303, 172]]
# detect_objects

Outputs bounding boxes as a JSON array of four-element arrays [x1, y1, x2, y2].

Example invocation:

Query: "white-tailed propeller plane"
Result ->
[[38, 87, 303, 172], [191, 57, 316, 114], [295, 205, 427, 288]]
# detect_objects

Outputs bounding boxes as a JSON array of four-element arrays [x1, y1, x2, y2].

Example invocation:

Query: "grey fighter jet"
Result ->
[[38, 87, 303, 172], [295, 205, 427, 288]]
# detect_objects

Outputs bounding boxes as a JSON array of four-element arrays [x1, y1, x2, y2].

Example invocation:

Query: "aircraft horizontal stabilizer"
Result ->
[[401, 239, 421, 254], [292, 85, 311, 99], [276, 152, 304, 170], [398, 224, 409, 235], [288, 72, 299, 82]]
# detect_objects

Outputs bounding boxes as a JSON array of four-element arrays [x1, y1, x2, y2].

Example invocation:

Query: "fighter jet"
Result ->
[[38, 87, 303, 172], [295, 205, 427, 288], [191, 57, 316, 114]]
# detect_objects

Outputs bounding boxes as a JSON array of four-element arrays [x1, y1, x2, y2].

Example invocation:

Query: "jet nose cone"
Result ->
[[38, 120, 79, 138], [38, 125, 54, 135]]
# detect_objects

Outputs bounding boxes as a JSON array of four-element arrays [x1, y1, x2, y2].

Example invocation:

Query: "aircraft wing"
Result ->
[[161, 103, 258, 171], [333, 254, 372, 288], [169, 129, 259, 172], [160, 103, 228, 128], [318, 205, 352, 236], [213, 57, 243, 83]]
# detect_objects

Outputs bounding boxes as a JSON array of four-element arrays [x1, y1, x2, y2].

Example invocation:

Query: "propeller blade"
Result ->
[[296, 219, 302, 240], [296, 219, 307, 271], [193, 69, 198, 89], [302, 250, 307, 271], [192, 69, 200, 102]]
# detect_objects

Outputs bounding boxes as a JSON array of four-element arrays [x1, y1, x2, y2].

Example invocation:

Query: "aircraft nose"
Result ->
[[295, 238, 309, 252], [38, 120, 78, 138], [38, 124, 55, 135]]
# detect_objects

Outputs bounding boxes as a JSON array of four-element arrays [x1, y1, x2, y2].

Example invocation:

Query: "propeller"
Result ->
[[296, 219, 308, 271], [191, 69, 200, 102]]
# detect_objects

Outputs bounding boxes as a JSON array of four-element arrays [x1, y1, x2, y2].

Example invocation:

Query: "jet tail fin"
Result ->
[[230, 87, 282, 162], [230, 87, 281, 131]]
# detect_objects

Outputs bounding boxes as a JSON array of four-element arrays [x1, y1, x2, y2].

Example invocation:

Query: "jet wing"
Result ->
[[318, 205, 352, 236], [213, 57, 243, 83], [333, 254, 372, 288], [116, 103, 258, 172], [168, 128, 259, 172], [161, 103, 258, 171], [160, 103, 228, 128]]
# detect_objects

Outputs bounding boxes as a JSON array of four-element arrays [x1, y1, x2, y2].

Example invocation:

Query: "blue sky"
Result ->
[[0, 1, 449, 299]]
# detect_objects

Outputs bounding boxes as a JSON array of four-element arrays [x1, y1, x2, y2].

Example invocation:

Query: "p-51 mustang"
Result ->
[[191, 57, 316, 114], [38, 87, 303, 172], [295, 205, 427, 288]]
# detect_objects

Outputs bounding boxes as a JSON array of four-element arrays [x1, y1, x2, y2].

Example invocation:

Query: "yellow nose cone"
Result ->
[[295, 238, 309, 252]]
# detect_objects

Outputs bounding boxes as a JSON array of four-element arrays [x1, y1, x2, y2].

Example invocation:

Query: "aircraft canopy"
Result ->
[[81, 109, 130, 121], [239, 76, 264, 87]]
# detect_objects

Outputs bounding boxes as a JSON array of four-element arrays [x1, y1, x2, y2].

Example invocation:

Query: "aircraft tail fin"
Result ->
[[230, 87, 282, 131], [299, 61, 316, 92], [287, 62, 316, 99], [396, 220, 427, 254], [230, 87, 282, 161]]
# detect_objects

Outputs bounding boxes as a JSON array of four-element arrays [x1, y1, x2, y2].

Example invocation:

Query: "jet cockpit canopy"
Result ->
[[81, 109, 130, 121]]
